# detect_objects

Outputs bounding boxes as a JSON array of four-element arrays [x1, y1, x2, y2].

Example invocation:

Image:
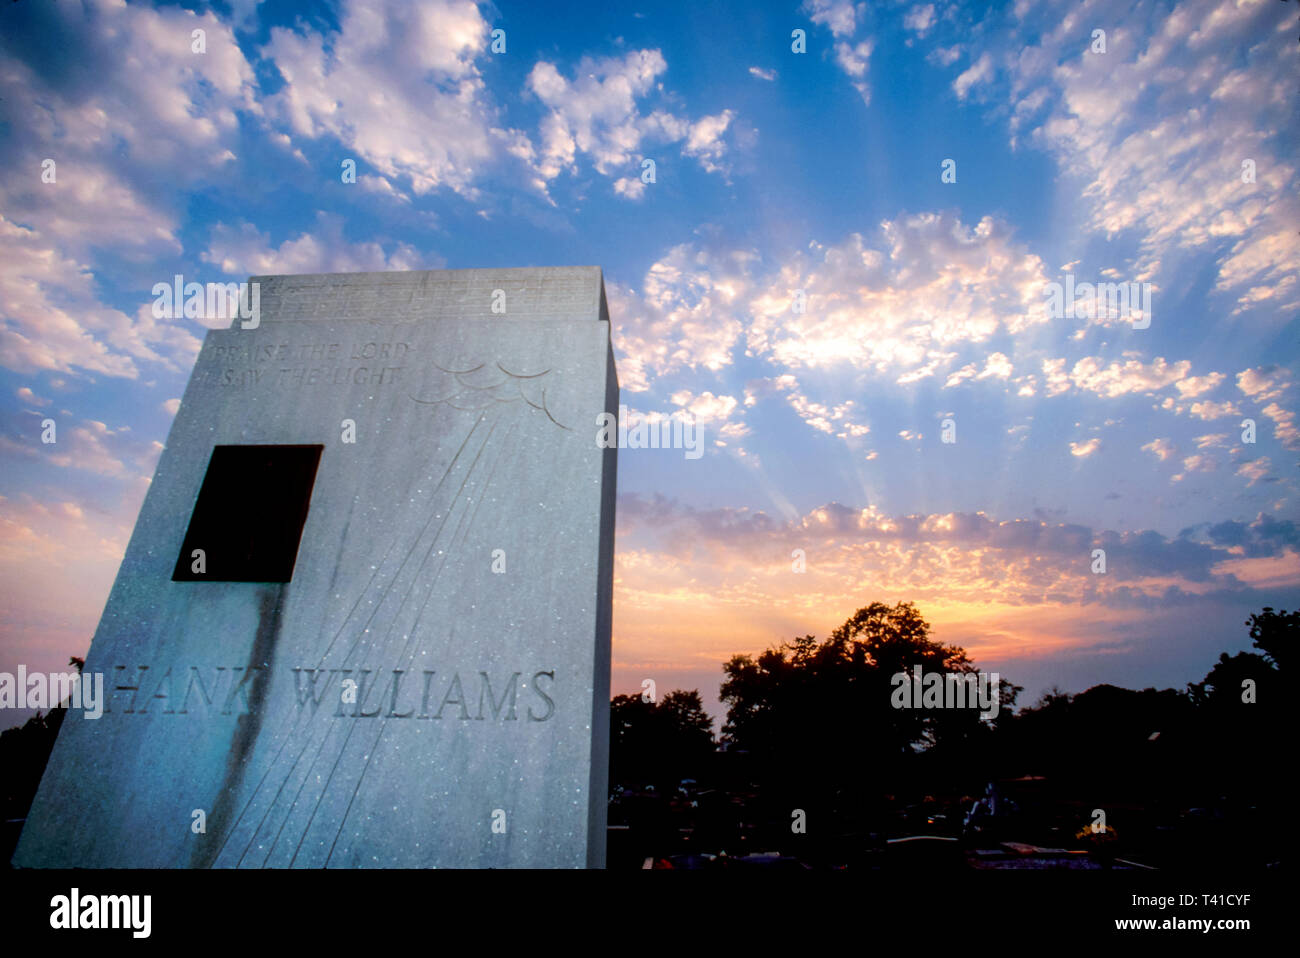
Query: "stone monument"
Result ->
[[13, 266, 618, 868]]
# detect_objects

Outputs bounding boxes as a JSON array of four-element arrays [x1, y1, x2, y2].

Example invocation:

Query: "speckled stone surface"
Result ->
[[14, 267, 617, 868]]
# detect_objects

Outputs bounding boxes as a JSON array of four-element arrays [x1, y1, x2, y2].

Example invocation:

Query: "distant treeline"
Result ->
[[611, 602, 1290, 833]]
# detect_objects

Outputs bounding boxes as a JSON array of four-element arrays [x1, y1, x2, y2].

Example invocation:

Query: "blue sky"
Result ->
[[1, 0, 1297, 724]]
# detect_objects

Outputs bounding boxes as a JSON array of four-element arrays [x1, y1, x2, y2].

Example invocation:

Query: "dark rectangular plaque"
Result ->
[[172, 444, 323, 582]]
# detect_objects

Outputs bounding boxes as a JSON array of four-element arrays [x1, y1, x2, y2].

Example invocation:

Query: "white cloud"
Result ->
[[16, 418, 165, 480], [1029, 356, 1193, 401], [1174, 373, 1225, 398], [1142, 438, 1177, 462], [946, 351, 1015, 387], [529, 49, 674, 181], [0, 0, 260, 383], [0, 217, 201, 379], [801, 0, 873, 102], [944, 363, 978, 389], [527, 49, 735, 186], [834, 40, 874, 103], [202, 216, 429, 281], [802, 0, 859, 38], [263, 0, 501, 198], [903, 5, 936, 36], [614, 215, 1056, 403], [1187, 399, 1242, 421], [612, 176, 647, 200], [359, 175, 412, 203], [1173, 453, 1218, 481], [683, 111, 736, 174], [1069, 438, 1101, 458], [1237, 366, 1290, 404], [1260, 402, 1298, 450], [743, 376, 869, 440], [607, 246, 753, 390], [982, 352, 1014, 381], [953, 52, 993, 100], [928, 45, 961, 67], [0, 0, 258, 257], [748, 214, 1051, 376], [748, 66, 777, 82], [1237, 458, 1270, 486], [988, 0, 1299, 312], [669, 390, 740, 424]]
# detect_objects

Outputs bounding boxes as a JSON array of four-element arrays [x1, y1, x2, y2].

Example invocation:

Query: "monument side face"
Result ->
[[14, 266, 617, 869]]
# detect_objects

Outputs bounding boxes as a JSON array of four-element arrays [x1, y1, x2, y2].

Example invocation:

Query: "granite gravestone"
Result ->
[[14, 267, 618, 868]]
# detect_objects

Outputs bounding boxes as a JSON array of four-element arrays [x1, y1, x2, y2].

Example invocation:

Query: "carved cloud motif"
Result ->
[[408, 361, 571, 430]]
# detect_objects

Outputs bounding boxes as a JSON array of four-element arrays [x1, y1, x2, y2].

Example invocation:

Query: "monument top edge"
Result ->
[[247, 265, 604, 285], [239, 265, 612, 325]]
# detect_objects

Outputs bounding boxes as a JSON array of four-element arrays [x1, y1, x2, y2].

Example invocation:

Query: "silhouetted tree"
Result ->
[[1187, 650, 1276, 707], [1246, 606, 1295, 671], [719, 601, 1011, 822], [609, 689, 715, 790]]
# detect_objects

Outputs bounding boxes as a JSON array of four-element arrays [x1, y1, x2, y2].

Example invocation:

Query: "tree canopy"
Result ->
[[718, 601, 1019, 807]]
